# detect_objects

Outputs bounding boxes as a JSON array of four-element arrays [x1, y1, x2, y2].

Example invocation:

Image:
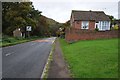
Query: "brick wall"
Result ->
[[89, 21, 95, 30], [65, 28, 118, 42], [73, 20, 95, 30], [74, 21, 81, 29]]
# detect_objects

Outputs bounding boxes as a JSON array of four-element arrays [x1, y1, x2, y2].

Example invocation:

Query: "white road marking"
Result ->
[[31, 43, 36, 46], [52, 41, 54, 43], [5, 52, 14, 56]]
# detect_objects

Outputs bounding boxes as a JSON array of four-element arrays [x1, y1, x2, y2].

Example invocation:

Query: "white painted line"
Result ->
[[31, 43, 36, 46], [52, 41, 54, 44], [5, 52, 14, 56], [41, 38, 56, 78], [41, 45, 53, 78]]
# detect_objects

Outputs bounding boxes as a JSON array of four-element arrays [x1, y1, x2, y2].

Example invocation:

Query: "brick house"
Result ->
[[70, 10, 111, 31]]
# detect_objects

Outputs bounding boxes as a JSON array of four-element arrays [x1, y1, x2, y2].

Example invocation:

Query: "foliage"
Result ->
[[56, 20, 70, 37], [60, 38, 118, 78], [48, 20, 61, 36], [107, 15, 118, 26], [95, 27, 99, 31], [2, 2, 61, 36], [2, 2, 41, 36], [2, 2, 62, 37], [107, 15, 115, 24], [113, 24, 119, 30], [3, 2, 32, 35], [1, 35, 41, 47]]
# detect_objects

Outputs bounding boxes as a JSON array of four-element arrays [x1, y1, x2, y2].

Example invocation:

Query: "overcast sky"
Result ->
[[30, 0, 120, 23]]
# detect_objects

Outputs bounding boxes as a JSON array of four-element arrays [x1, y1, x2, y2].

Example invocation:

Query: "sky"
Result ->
[[30, 0, 120, 23]]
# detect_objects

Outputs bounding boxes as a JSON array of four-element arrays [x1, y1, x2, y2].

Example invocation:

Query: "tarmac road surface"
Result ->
[[1, 37, 56, 78]]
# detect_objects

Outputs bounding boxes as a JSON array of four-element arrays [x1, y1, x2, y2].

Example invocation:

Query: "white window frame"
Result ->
[[81, 21, 89, 29], [98, 21, 110, 31]]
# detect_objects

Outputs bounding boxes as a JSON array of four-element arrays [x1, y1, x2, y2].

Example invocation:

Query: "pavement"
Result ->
[[1, 37, 56, 79], [47, 39, 71, 78]]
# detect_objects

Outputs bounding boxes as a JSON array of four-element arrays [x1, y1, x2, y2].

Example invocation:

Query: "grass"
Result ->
[[42, 41, 56, 79], [0, 36, 44, 47], [60, 38, 118, 78]]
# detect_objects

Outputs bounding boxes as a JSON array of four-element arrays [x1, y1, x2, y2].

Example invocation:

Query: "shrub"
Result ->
[[95, 27, 99, 31], [113, 24, 119, 30], [4, 38, 17, 43]]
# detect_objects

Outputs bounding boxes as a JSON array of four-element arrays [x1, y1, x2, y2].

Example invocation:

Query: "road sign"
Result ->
[[26, 26, 32, 31]]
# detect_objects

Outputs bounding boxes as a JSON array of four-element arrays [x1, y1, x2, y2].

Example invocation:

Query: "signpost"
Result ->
[[26, 26, 32, 31], [26, 26, 32, 38]]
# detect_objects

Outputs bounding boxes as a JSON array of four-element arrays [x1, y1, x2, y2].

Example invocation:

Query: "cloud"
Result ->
[[30, 0, 119, 2], [32, 1, 119, 23]]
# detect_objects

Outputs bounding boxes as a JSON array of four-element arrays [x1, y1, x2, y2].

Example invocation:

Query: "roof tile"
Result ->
[[72, 10, 110, 21]]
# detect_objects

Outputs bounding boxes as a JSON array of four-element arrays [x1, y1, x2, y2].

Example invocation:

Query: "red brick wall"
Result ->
[[65, 28, 118, 42], [74, 20, 95, 30], [74, 21, 81, 29], [89, 21, 95, 30]]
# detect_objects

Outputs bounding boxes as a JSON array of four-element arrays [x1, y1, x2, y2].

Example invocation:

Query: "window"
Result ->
[[100, 21, 109, 30], [81, 21, 89, 29], [99, 21, 101, 28]]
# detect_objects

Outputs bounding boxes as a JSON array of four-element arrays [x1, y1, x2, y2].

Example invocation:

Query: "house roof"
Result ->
[[72, 10, 110, 21]]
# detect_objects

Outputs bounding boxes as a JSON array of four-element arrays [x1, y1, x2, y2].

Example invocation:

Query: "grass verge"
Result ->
[[60, 38, 118, 78], [41, 39, 56, 79], [0, 36, 45, 47]]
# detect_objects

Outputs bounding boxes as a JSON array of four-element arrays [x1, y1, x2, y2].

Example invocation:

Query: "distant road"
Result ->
[[2, 37, 56, 78]]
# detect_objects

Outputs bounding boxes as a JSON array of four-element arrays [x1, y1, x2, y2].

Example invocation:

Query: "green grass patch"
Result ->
[[60, 38, 118, 78], [0, 36, 43, 47]]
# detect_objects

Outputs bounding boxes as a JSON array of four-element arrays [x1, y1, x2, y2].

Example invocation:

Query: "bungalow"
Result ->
[[70, 10, 111, 31]]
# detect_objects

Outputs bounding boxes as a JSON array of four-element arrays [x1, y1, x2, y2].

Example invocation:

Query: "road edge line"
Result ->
[[40, 38, 56, 78]]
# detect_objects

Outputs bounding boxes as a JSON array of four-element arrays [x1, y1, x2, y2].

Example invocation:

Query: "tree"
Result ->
[[2, 2, 61, 37], [2, 2, 41, 36], [2, 2, 13, 34], [107, 15, 116, 25], [56, 20, 70, 38]]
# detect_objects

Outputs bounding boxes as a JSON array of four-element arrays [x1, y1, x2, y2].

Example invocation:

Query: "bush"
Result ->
[[3, 37, 17, 43], [95, 27, 99, 31], [15, 37, 25, 40], [113, 24, 119, 30]]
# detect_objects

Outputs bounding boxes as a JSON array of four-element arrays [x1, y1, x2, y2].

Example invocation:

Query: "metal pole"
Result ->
[[28, 31, 30, 38], [0, 2, 2, 80]]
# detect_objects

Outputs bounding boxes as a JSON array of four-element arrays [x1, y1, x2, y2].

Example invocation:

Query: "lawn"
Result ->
[[60, 38, 118, 78]]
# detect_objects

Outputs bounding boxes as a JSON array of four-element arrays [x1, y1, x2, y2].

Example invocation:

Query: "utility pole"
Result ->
[[0, 2, 2, 80], [0, 1, 2, 34]]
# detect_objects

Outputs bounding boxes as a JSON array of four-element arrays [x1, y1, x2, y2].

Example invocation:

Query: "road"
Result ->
[[2, 37, 56, 78]]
